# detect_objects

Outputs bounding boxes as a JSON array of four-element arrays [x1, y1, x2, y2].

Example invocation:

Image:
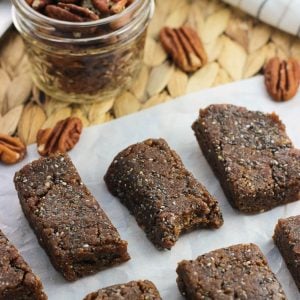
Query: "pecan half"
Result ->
[[0, 134, 26, 165], [91, 0, 110, 14], [45, 3, 99, 22], [92, 0, 128, 15], [37, 117, 83, 156], [160, 26, 207, 73], [59, 0, 81, 3], [27, 0, 52, 11], [110, 0, 128, 14], [264, 57, 300, 101]]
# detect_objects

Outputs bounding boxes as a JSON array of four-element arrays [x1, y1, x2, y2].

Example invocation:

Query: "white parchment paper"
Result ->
[[1, 76, 300, 299]]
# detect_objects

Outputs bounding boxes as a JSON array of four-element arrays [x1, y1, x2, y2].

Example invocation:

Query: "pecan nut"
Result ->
[[0, 134, 26, 165], [160, 26, 207, 73], [59, 0, 81, 3], [92, 0, 129, 15], [45, 3, 99, 22], [264, 57, 300, 102], [37, 117, 83, 156], [26, 0, 52, 11]]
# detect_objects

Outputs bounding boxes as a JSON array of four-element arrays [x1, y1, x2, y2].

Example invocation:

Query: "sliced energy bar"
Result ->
[[0, 229, 47, 300], [177, 243, 286, 299], [274, 215, 300, 290], [192, 104, 300, 213], [104, 138, 223, 250], [83, 280, 161, 300], [14, 154, 130, 281]]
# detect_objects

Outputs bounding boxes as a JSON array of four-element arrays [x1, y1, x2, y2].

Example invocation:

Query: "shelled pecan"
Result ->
[[59, 0, 81, 3], [45, 3, 99, 22], [37, 117, 83, 156], [26, 0, 51, 11], [27, 0, 133, 20], [160, 26, 207, 73], [264, 57, 300, 102], [92, 0, 129, 15], [0, 134, 26, 165]]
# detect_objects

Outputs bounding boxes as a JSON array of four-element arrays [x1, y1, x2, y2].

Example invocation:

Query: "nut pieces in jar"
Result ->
[[26, 0, 133, 20], [0, 134, 26, 164], [45, 3, 99, 22], [13, 0, 153, 103], [30, 33, 146, 99], [264, 57, 300, 102], [37, 117, 83, 156], [92, 0, 133, 15], [160, 26, 207, 73], [25, 0, 50, 11]]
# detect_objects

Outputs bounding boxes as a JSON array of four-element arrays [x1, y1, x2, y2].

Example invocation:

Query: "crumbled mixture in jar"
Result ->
[[274, 215, 300, 290], [192, 104, 300, 213], [25, 0, 135, 21], [14, 154, 130, 281], [104, 138, 223, 250], [176, 243, 286, 300], [83, 280, 162, 300], [0, 229, 47, 300]]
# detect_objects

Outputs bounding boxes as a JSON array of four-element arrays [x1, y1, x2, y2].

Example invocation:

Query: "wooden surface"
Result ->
[[0, 0, 299, 145]]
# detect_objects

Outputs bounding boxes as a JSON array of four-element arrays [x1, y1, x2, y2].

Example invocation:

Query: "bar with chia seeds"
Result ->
[[83, 280, 162, 300], [176, 243, 286, 299], [274, 215, 300, 290], [104, 138, 223, 250], [192, 104, 300, 213], [0, 229, 47, 299], [14, 154, 130, 281]]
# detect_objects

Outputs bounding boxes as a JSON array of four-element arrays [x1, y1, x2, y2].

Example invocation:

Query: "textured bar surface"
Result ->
[[274, 215, 300, 290], [0, 229, 47, 300], [192, 104, 300, 213], [104, 138, 223, 250], [83, 280, 162, 300], [14, 154, 130, 281], [177, 243, 286, 300]]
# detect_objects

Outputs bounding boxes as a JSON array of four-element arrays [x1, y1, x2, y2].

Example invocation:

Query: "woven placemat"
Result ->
[[0, 0, 299, 145]]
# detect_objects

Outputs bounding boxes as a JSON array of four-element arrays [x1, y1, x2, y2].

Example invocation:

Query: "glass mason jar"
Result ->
[[12, 0, 154, 103]]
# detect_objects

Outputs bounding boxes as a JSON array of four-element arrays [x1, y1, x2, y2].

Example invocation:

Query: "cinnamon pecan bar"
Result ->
[[0, 229, 47, 299], [274, 215, 300, 290], [104, 138, 223, 250], [83, 280, 161, 300], [192, 104, 300, 213], [14, 154, 130, 281], [176, 243, 286, 299]]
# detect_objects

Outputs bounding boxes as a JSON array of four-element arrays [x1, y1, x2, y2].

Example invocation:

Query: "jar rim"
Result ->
[[11, 0, 144, 27]]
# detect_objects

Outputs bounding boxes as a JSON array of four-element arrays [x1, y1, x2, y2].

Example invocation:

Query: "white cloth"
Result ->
[[0, 76, 299, 299], [223, 0, 300, 36], [0, 1, 11, 38]]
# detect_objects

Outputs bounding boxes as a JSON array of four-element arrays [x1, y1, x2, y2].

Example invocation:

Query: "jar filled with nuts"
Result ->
[[12, 0, 154, 103]]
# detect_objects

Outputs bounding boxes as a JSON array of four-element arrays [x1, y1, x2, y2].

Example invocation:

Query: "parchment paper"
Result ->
[[1, 76, 300, 299]]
